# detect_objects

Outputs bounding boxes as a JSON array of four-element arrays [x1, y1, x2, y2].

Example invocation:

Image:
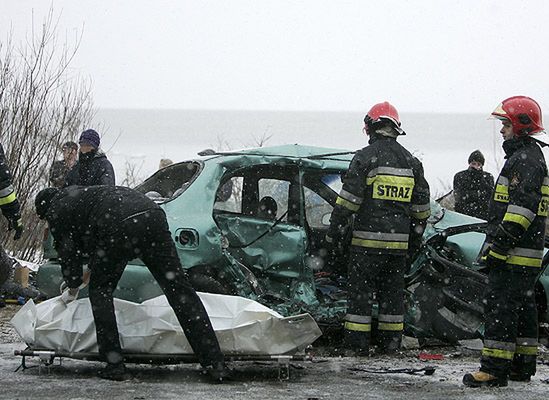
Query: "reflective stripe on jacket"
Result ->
[[328, 135, 430, 254], [0, 143, 21, 218], [486, 137, 548, 267]]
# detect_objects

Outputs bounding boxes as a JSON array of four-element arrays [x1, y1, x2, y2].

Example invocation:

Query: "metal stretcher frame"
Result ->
[[14, 347, 311, 380]]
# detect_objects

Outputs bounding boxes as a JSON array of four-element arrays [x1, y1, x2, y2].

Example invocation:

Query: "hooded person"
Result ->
[[453, 150, 495, 220], [64, 129, 115, 187], [35, 185, 229, 382]]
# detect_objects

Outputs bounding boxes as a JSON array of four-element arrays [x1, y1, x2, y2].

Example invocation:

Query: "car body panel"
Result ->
[[36, 144, 549, 342]]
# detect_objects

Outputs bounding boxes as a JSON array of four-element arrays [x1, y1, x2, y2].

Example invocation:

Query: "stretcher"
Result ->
[[11, 292, 321, 379]]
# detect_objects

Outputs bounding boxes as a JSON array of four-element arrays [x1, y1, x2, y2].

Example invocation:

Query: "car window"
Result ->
[[304, 186, 333, 228], [258, 178, 289, 221], [321, 173, 343, 195], [136, 161, 201, 202], [214, 176, 243, 213]]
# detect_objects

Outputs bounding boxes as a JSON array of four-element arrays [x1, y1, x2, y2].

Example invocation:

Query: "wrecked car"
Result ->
[[36, 144, 549, 343]]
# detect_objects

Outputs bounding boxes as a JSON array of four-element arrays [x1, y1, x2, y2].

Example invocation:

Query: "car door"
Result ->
[[213, 164, 307, 296], [301, 170, 349, 275]]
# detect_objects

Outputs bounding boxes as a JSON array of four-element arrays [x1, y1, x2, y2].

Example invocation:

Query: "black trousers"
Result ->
[[88, 209, 224, 367], [344, 250, 406, 352], [480, 266, 539, 378]]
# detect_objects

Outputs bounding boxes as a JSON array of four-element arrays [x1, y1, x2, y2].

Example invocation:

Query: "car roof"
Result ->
[[199, 144, 355, 162]]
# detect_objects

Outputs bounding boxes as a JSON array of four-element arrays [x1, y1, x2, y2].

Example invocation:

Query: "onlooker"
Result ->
[[49, 141, 78, 188], [159, 158, 173, 169], [65, 129, 115, 187], [453, 150, 494, 220], [35, 185, 228, 382], [463, 96, 548, 388], [326, 102, 430, 355], [0, 142, 23, 288]]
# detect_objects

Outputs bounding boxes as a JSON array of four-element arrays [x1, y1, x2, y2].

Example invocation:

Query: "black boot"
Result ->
[[203, 362, 232, 383], [509, 371, 531, 382], [343, 329, 370, 356], [98, 363, 132, 381]]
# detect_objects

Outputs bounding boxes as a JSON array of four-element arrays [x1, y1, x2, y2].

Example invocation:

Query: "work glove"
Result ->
[[484, 245, 508, 269], [60, 287, 80, 304], [7, 216, 23, 241], [59, 276, 89, 304]]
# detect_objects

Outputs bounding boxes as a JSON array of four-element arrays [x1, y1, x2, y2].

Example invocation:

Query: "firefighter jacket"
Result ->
[[485, 137, 548, 269], [0, 143, 21, 223], [327, 134, 431, 255]]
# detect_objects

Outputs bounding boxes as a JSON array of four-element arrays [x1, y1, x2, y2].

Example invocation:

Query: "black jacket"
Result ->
[[64, 150, 115, 187], [485, 137, 548, 269], [327, 134, 431, 255], [0, 143, 21, 222], [45, 186, 162, 288], [453, 167, 494, 220]]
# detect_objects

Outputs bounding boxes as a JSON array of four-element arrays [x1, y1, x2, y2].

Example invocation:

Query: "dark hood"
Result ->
[[35, 187, 60, 219]]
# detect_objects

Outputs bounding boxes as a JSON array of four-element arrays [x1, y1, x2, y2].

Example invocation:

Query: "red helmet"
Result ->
[[491, 96, 544, 136], [364, 102, 405, 135]]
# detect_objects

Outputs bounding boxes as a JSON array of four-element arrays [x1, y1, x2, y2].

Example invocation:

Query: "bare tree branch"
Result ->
[[0, 7, 94, 260]]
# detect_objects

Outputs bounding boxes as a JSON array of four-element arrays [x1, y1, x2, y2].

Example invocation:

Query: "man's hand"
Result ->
[[7, 216, 23, 240], [60, 287, 80, 304]]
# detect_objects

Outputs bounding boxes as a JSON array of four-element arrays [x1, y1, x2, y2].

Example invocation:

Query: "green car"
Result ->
[[37, 144, 549, 343]]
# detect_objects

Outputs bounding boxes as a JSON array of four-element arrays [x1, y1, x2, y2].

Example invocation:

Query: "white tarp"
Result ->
[[11, 292, 321, 355]]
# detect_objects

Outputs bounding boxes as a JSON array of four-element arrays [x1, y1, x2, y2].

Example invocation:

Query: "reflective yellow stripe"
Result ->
[[336, 196, 360, 211], [515, 345, 538, 356], [488, 249, 507, 261], [503, 212, 532, 230], [369, 175, 415, 203], [411, 210, 430, 219], [507, 255, 542, 268], [542, 185, 549, 195], [0, 191, 16, 206], [344, 321, 371, 332], [494, 184, 509, 203], [378, 322, 404, 331], [351, 238, 408, 250], [482, 347, 514, 360], [538, 197, 549, 216]]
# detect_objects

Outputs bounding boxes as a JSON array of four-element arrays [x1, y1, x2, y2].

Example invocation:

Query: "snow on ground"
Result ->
[[2, 304, 549, 400]]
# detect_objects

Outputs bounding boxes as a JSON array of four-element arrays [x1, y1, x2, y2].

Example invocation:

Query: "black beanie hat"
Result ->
[[468, 150, 485, 166], [35, 188, 59, 219]]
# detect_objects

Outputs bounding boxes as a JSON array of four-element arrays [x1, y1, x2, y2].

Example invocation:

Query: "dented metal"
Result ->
[[36, 144, 549, 343]]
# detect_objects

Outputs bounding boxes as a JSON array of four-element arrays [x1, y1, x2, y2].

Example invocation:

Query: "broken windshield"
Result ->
[[136, 161, 203, 203]]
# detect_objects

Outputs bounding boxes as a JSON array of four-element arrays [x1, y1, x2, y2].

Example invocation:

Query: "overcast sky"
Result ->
[[2, 0, 548, 113]]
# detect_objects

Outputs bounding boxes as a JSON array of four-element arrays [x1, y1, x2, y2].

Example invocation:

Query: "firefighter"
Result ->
[[326, 102, 430, 355], [35, 185, 228, 382], [0, 143, 24, 288], [463, 96, 548, 387]]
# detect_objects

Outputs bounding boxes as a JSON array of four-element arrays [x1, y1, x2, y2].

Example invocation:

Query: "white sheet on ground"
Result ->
[[10, 292, 321, 355]]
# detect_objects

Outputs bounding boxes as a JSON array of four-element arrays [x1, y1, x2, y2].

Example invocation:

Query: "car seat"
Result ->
[[258, 196, 278, 220]]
